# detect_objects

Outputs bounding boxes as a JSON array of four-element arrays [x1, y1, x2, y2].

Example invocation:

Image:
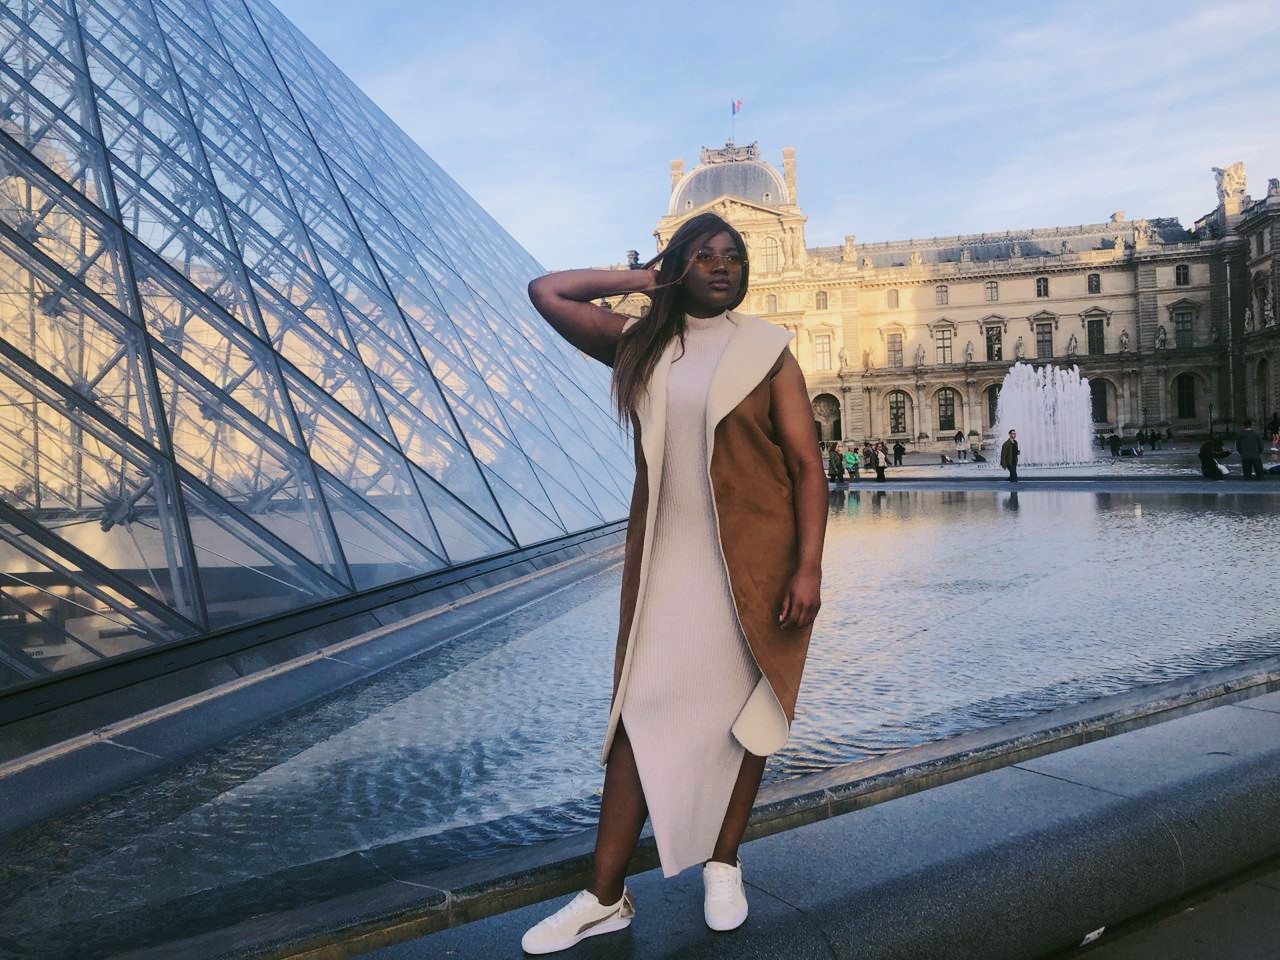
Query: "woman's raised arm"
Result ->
[[528, 269, 657, 365]]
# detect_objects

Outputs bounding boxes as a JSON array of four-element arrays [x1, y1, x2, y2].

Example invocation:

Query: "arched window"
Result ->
[[1088, 273, 1101, 295], [1090, 380, 1108, 423], [937, 388, 957, 432], [1175, 264, 1190, 286], [815, 290, 828, 310], [764, 294, 778, 313], [985, 281, 998, 302], [1175, 373, 1196, 418], [935, 284, 948, 306], [886, 288, 899, 309], [888, 391, 908, 434], [1036, 277, 1050, 298], [762, 237, 781, 273]]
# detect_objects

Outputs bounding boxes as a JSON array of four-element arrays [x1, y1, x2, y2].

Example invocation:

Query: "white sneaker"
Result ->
[[702, 859, 748, 931], [521, 888, 635, 954]]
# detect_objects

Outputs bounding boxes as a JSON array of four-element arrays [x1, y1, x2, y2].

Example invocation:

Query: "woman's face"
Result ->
[[681, 231, 744, 317]]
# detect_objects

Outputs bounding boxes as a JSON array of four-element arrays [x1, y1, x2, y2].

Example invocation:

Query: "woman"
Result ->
[[844, 444, 860, 480], [522, 212, 826, 953], [874, 442, 888, 482]]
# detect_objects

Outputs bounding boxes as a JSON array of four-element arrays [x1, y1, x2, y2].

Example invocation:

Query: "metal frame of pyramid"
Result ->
[[0, 0, 633, 699]]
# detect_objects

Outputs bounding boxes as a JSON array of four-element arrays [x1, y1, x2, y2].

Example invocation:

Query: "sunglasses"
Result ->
[[690, 251, 746, 271]]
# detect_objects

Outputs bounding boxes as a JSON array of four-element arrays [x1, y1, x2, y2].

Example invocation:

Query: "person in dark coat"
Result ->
[[892, 440, 905, 466], [1107, 433, 1121, 457], [1236, 419, 1266, 480], [827, 443, 846, 483], [1000, 429, 1019, 482], [1199, 436, 1228, 479]]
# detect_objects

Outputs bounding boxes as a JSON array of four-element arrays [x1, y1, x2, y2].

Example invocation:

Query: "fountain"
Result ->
[[991, 362, 1095, 466]]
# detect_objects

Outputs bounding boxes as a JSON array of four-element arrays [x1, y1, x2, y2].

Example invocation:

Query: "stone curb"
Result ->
[[111, 657, 1280, 959]]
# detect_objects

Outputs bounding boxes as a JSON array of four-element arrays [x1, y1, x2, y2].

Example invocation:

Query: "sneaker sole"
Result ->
[[705, 905, 748, 932], [522, 916, 631, 955]]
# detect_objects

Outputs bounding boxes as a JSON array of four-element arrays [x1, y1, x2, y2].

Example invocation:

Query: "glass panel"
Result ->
[[179, 474, 346, 629], [151, 351, 346, 582], [313, 470, 445, 591], [0, 2, 113, 209], [0, 235, 163, 447], [0, 139, 129, 313], [0, 361, 200, 631]]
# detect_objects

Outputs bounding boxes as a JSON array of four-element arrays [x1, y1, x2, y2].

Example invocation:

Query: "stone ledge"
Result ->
[[109, 664, 1280, 959]]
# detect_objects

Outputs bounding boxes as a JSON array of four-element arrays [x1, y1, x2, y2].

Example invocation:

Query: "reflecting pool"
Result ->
[[3, 489, 1279, 958]]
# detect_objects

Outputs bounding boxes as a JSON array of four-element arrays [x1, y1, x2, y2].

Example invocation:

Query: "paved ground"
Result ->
[[1073, 863, 1280, 959]]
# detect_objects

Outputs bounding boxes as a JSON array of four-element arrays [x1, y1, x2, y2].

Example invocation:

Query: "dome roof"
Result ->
[[669, 144, 789, 214]]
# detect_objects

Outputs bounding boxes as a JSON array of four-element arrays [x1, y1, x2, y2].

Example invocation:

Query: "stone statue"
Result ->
[[960, 247, 972, 262], [842, 235, 857, 263], [1244, 305, 1254, 331], [1155, 325, 1168, 350], [625, 250, 640, 269], [1270, 178, 1280, 198], [1009, 243, 1022, 258], [1112, 235, 1125, 253], [1211, 321, 1220, 343], [862, 347, 872, 370], [838, 345, 849, 369], [1119, 329, 1131, 351], [1014, 336, 1025, 359], [909, 249, 922, 267], [861, 256, 873, 270], [964, 339, 974, 363], [1066, 333, 1078, 356], [914, 342, 926, 367], [1061, 240, 1072, 254], [1213, 162, 1247, 204]]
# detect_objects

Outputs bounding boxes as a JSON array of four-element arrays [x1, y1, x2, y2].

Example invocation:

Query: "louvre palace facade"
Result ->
[[0, 0, 634, 707], [654, 143, 1280, 451]]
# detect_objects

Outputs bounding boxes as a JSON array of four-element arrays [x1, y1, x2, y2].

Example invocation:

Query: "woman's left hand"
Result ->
[[778, 565, 821, 629]]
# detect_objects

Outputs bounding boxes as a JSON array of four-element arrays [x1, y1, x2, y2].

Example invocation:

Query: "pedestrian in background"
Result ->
[[874, 442, 888, 481], [844, 444, 860, 480], [827, 442, 846, 484], [1000, 429, 1019, 482], [892, 440, 905, 466], [1237, 418, 1265, 480]]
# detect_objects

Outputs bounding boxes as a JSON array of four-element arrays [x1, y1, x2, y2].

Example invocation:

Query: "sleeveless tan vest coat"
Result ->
[[601, 310, 814, 764]]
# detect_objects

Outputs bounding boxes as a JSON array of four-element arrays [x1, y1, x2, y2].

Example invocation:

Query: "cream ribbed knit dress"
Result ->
[[620, 311, 762, 878]]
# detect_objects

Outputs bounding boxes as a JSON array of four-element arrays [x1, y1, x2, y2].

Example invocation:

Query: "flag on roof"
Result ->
[[731, 99, 743, 115]]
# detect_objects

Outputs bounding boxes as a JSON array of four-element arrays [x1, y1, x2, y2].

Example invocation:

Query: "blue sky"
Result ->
[[272, 0, 1280, 271]]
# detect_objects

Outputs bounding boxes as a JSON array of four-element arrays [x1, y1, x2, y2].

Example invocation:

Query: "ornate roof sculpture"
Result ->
[[0, 0, 632, 694]]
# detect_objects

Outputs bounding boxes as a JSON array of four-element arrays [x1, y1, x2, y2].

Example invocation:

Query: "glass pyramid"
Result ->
[[0, 0, 633, 693]]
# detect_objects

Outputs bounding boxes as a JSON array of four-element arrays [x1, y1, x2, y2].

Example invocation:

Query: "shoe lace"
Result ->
[[705, 866, 739, 901], [540, 891, 598, 928]]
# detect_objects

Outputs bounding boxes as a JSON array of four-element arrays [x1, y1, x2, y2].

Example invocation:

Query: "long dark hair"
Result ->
[[612, 212, 749, 420]]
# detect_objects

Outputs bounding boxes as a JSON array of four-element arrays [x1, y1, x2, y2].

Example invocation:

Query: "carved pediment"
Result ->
[[980, 314, 1009, 332], [1165, 297, 1201, 317], [1080, 306, 1111, 327], [1029, 310, 1058, 330], [927, 316, 957, 333], [878, 320, 907, 342]]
